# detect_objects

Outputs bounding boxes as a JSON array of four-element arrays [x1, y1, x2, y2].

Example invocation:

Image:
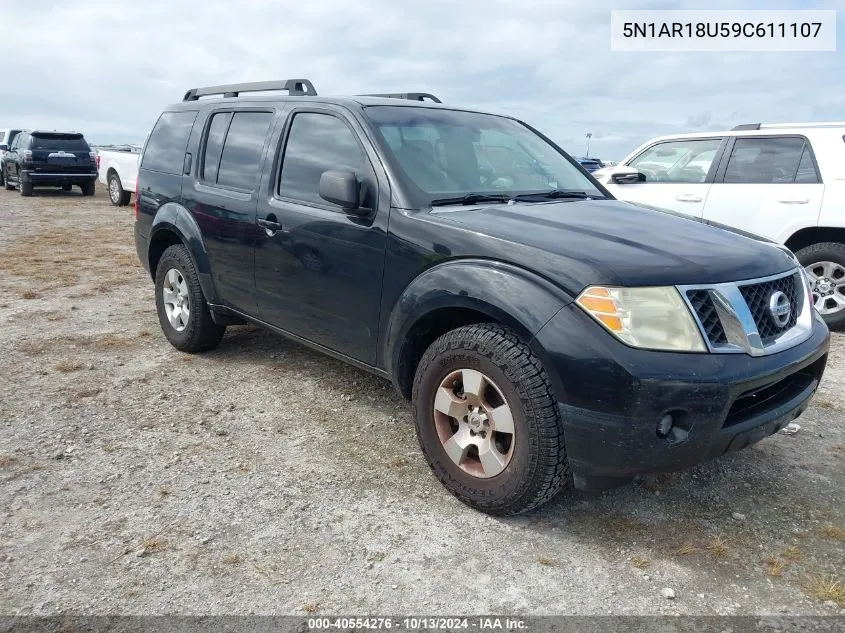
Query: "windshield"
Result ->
[[364, 106, 603, 206]]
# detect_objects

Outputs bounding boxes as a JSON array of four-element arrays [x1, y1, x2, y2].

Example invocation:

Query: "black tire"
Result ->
[[20, 180, 33, 197], [795, 242, 845, 330], [412, 323, 568, 515], [0, 167, 4, 186], [61, 184, 72, 191], [107, 172, 130, 206], [80, 181, 95, 196], [154, 244, 225, 353]]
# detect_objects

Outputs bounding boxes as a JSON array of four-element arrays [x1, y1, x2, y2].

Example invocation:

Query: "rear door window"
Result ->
[[214, 111, 273, 190], [201, 112, 233, 184], [722, 136, 809, 183], [141, 111, 199, 174]]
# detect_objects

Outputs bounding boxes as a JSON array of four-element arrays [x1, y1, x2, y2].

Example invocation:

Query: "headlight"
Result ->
[[576, 286, 707, 352]]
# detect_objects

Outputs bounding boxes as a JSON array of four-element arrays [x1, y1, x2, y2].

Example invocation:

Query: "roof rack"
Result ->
[[732, 123, 761, 131], [360, 92, 442, 103], [182, 79, 317, 101]]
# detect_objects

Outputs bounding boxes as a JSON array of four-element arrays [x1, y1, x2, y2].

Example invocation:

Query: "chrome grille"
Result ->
[[679, 268, 813, 357], [738, 273, 802, 344], [686, 289, 727, 345]]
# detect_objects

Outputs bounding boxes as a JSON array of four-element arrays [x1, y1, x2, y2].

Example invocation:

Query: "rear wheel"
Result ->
[[412, 323, 569, 515], [154, 244, 226, 352], [20, 179, 33, 197], [796, 242, 845, 330], [107, 172, 130, 206], [80, 181, 95, 196]]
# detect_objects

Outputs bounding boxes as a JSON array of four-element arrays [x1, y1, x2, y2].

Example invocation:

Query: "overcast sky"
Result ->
[[0, 0, 841, 160]]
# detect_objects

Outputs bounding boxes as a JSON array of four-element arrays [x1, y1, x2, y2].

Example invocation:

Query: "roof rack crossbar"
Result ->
[[182, 79, 317, 101], [731, 123, 762, 131], [360, 92, 442, 103]]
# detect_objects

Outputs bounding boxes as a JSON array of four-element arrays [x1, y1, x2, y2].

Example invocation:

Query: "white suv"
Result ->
[[594, 122, 845, 327]]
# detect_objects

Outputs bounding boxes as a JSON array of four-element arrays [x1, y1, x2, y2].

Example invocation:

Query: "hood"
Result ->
[[428, 198, 796, 289]]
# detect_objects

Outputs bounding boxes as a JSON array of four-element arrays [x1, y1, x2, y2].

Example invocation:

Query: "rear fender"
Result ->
[[149, 203, 218, 304]]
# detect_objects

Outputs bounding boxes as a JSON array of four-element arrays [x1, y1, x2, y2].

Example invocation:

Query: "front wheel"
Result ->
[[412, 323, 569, 515], [154, 244, 226, 352], [20, 180, 33, 197], [796, 242, 845, 330]]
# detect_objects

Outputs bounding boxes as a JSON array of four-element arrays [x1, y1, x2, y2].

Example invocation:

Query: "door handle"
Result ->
[[778, 198, 809, 204], [257, 216, 283, 235], [675, 194, 702, 203]]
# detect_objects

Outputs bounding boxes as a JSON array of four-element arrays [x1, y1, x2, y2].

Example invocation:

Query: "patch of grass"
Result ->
[[807, 574, 844, 606], [17, 340, 49, 356], [812, 397, 839, 410], [706, 537, 730, 559], [45, 313, 66, 322], [676, 543, 697, 556], [157, 486, 170, 498], [222, 554, 244, 565], [389, 456, 409, 468], [764, 557, 784, 578], [536, 555, 555, 567], [54, 359, 84, 373], [0, 455, 19, 469], [138, 329, 152, 338], [302, 603, 319, 614], [630, 555, 650, 569], [72, 387, 102, 400], [782, 546, 802, 561], [821, 524, 845, 541], [140, 536, 166, 555], [21, 290, 38, 300]]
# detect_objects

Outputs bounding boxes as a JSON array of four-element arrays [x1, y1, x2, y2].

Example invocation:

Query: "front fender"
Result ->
[[382, 258, 573, 383], [149, 202, 218, 304]]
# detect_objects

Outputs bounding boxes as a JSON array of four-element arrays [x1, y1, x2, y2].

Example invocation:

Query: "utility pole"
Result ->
[[585, 133, 592, 158]]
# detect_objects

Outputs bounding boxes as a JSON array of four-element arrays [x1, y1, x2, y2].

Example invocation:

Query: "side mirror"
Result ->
[[610, 167, 646, 184], [319, 170, 361, 211], [0, 144, 8, 152]]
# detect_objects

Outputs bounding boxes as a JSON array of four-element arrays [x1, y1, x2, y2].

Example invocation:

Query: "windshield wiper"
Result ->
[[430, 193, 511, 207], [511, 189, 605, 202]]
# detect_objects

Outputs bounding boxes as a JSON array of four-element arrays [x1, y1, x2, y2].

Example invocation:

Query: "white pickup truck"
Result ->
[[97, 147, 140, 206]]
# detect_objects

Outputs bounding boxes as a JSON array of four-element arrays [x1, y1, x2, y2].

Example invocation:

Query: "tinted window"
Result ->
[[794, 145, 819, 183], [141, 111, 198, 174], [216, 112, 273, 190], [30, 133, 89, 151], [279, 112, 373, 208], [14, 134, 28, 150], [201, 112, 233, 183], [0, 132, 5, 143], [723, 137, 806, 184], [629, 138, 722, 183]]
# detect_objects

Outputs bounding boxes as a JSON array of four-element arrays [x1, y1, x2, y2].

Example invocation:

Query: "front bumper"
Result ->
[[531, 303, 830, 491]]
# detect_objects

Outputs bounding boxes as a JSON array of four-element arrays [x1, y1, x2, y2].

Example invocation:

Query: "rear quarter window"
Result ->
[[141, 110, 199, 174]]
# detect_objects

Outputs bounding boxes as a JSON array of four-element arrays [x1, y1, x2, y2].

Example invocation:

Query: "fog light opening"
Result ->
[[656, 414, 674, 438]]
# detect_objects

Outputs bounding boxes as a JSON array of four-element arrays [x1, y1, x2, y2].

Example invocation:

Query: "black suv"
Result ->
[[1, 130, 97, 196], [134, 79, 830, 515]]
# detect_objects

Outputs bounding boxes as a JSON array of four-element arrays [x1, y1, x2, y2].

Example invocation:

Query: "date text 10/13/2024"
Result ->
[[307, 617, 527, 630]]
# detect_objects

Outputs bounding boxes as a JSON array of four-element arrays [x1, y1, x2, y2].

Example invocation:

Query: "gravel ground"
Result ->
[[0, 184, 843, 616]]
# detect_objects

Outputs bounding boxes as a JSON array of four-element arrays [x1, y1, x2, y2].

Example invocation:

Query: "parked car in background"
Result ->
[[594, 122, 845, 328], [0, 128, 29, 186], [97, 146, 140, 206], [133, 80, 829, 515], [577, 157, 603, 172], [1, 130, 97, 196]]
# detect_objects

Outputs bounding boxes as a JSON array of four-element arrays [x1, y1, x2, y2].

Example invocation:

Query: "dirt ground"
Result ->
[[0, 184, 843, 616]]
